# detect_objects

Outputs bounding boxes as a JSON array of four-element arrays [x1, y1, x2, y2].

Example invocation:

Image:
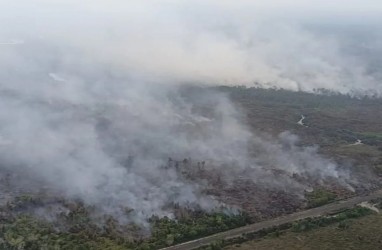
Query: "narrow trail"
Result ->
[[297, 115, 307, 127], [349, 139, 363, 146], [161, 189, 382, 250]]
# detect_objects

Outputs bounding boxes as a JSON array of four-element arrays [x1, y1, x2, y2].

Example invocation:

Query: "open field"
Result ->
[[227, 213, 382, 250]]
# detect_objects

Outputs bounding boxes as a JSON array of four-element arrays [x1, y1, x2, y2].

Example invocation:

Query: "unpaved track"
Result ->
[[161, 189, 382, 250]]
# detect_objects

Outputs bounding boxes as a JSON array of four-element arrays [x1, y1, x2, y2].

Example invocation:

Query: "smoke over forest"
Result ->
[[0, 0, 381, 225]]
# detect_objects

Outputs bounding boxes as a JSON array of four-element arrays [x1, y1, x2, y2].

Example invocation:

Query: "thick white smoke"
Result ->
[[2, 1, 381, 95], [0, 74, 355, 223], [0, 0, 379, 223]]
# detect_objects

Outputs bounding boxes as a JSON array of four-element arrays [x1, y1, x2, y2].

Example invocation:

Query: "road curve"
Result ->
[[161, 189, 382, 250]]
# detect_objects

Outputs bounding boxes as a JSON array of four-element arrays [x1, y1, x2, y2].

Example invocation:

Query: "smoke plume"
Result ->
[[0, 0, 379, 223]]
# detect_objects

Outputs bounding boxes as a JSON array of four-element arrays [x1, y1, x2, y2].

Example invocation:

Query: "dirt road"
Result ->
[[161, 189, 382, 250]]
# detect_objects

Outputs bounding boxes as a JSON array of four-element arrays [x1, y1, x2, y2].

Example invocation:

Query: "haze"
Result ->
[[1, 0, 382, 94], [0, 0, 380, 224]]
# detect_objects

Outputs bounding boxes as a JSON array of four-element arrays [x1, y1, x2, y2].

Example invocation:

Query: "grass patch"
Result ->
[[305, 189, 337, 208], [201, 206, 374, 250], [0, 206, 250, 250], [358, 132, 382, 140], [226, 212, 382, 250]]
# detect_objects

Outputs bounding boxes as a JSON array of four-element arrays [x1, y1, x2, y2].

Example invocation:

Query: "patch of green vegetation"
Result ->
[[200, 240, 225, 250], [0, 215, 132, 250], [201, 206, 374, 250], [291, 207, 372, 232], [0, 202, 250, 250], [141, 212, 250, 249], [305, 189, 337, 208], [226, 211, 382, 250], [334, 144, 380, 156], [359, 132, 382, 140]]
